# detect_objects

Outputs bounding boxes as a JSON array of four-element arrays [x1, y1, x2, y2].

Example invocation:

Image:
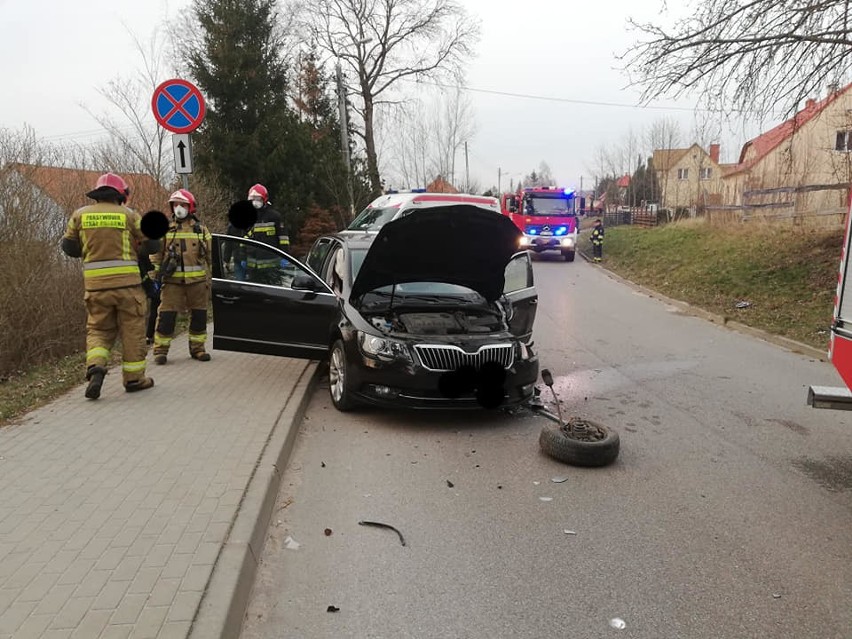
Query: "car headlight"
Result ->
[[515, 341, 534, 361], [519, 235, 531, 247], [358, 331, 412, 362], [561, 237, 575, 247]]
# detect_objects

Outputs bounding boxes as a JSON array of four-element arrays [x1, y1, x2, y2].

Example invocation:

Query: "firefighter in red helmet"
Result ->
[[244, 183, 289, 282], [151, 189, 213, 364], [61, 172, 159, 399]]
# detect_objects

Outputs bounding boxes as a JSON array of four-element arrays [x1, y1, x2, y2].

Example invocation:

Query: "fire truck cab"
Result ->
[[501, 186, 579, 262]]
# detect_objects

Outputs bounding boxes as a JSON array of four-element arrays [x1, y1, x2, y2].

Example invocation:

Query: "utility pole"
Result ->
[[335, 62, 355, 221], [498, 167, 502, 194]]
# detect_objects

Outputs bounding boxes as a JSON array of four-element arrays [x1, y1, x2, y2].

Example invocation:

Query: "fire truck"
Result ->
[[500, 186, 580, 261], [809, 194, 852, 410]]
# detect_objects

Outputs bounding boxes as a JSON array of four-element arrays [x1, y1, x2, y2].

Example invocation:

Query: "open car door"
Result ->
[[503, 251, 537, 343], [211, 234, 338, 360]]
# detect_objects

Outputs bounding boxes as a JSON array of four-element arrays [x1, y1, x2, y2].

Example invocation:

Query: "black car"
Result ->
[[210, 205, 539, 410]]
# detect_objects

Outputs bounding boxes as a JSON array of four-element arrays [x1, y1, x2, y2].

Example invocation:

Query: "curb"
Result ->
[[577, 249, 828, 362], [189, 360, 322, 639]]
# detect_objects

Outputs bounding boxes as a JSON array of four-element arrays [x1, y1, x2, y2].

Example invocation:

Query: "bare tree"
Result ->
[[385, 85, 475, 189], [621, 0, 852, 118], [297, 0, 480, 196], [83, 27, 177, 186], [646, 117, 683, 213]]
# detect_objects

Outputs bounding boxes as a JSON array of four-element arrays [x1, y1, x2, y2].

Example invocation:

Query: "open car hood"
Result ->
[[350, 205, 523, 304]]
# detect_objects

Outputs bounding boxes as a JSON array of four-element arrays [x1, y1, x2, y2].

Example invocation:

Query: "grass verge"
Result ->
[[578, 218, 841, 350]]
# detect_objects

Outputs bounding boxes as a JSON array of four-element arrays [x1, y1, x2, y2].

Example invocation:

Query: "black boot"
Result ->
[[85, 366, 107, 400]]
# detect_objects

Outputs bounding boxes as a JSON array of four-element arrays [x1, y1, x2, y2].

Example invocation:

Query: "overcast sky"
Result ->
[[3, 0, 781, 192]]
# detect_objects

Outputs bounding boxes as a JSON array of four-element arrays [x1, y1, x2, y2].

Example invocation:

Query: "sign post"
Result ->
[[151, 79, 206, 190]]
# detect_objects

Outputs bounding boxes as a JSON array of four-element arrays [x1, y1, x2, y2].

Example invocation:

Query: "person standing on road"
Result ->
[[151, 189, 213, 365], [591, 218, 605, 263], [61, 173, 158, 399]]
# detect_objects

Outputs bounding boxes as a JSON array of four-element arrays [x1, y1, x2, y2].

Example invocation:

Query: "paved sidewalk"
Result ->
[[0, 334, 318, 639]]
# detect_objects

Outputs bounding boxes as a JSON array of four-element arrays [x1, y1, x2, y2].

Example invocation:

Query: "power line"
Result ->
[[401, 78, 745, 114]]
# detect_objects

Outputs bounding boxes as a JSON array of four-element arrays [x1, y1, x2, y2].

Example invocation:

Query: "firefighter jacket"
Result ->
[[591, 225, 605, 245], [245, 205, 289, 269], [62, 203, 157, 292], [152, 218, 212, 286]]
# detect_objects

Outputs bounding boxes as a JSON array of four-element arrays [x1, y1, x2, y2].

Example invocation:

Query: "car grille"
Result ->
[[414, 344, 514, 372]]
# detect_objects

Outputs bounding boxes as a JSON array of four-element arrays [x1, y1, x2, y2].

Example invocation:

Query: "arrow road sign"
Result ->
[[172, 133, 193, 174], [152, 79, 206, 134]]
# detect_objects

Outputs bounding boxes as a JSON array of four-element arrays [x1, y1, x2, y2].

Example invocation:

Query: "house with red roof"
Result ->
[[0, 163, 169, 241], [720, 83, 852, 219]]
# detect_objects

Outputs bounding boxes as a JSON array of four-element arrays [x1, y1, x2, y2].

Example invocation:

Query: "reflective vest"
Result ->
[[153, 219, 212, 285], [246, 206, 289, 269], [591, 226, 605, 245], [64, 203, 146, 291]]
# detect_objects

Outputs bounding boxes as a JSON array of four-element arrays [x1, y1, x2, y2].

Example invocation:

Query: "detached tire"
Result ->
[[539, 418, 619, 467]]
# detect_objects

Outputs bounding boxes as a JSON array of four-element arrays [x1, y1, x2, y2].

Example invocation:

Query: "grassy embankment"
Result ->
[[578, 218, 842, 350]]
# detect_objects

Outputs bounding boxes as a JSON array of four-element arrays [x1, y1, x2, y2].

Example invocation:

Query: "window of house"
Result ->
[[677, 168, 689, 180], [699, 167, 712, 180], [836, 131, 852, 151]]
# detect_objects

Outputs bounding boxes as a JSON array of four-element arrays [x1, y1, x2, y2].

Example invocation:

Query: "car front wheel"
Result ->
[[329, 339, 356, 411]]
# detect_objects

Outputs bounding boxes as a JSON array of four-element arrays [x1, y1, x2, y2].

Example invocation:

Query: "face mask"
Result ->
[[174, 205, 189, 219], [251, 199, 263, 209]]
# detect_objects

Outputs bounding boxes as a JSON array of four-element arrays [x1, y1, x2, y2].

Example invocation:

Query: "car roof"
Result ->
[[366, 191, 500, 210]]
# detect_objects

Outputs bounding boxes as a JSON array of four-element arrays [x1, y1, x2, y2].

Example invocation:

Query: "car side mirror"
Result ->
[[292, 273, 320, 291]]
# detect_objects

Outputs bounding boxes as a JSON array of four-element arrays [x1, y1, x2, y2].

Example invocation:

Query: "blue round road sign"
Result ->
[[151, 79, 206, 134]]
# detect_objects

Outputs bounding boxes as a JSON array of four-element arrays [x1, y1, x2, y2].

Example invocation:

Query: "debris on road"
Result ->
[[446, 480, 454, 488], [539, 497, 553, 502], [563, 530, 577, 535], [773, 593, 782, 599], [551, 475, 569, 483], [284, 536, 300, 550], [609, 618, 626, 629], [321, 461, 326, 468], [735, 300, 752, 309], [324, 528, 333, 536], [327, 606, 340, 613], [359, 520, 406, 546]]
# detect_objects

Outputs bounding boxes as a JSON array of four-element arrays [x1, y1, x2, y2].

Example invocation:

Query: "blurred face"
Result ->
[[250, 196, 264, 209]]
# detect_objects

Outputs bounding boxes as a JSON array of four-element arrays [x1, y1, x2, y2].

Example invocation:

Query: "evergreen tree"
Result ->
[[186, 0, 314, 224]]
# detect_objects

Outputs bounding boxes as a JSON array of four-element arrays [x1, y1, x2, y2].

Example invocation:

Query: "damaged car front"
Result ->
[[211, 205, 539, 411]]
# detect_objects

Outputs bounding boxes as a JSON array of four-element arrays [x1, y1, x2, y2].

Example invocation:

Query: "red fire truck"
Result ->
[[500, 186, 580, 261]]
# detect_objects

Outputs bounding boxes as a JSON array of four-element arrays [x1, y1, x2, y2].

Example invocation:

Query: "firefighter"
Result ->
[[591, 219, 605, 262], [61, 173, 158, 399], [151, 189, 213, 364], [244, 183, 289, 283]]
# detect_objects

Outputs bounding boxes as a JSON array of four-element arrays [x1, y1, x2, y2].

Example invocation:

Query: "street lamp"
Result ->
[[336, 37, 372, 222]]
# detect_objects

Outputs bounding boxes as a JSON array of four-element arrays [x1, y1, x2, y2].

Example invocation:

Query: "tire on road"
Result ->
[[562, 250, 575, 262], [539, 419, 620, 467]]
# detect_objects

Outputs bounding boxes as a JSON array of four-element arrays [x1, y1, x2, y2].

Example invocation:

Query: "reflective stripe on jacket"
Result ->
[[63, 204, 146, 291], [152, 219, 212, 286]]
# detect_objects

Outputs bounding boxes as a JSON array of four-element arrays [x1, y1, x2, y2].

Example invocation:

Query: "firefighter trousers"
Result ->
[[84, 286, 148, 384], [153, 281, 210, 356]]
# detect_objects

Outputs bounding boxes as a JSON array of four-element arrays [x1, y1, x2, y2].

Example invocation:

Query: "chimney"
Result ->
[[709, 143, 720, 164]]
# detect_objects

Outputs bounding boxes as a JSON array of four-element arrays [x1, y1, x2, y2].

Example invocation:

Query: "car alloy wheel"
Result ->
[[329, 339, 355, 411]]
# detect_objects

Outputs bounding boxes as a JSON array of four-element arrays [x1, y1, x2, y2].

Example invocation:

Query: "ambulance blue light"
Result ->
[[555, 226, 568, 236], [528, 228, 538, 235]]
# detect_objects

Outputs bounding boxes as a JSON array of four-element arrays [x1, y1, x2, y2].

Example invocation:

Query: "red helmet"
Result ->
[[87, 172, 130, 203], [168, 189, 197, 214], [247, 183, 269, 204]]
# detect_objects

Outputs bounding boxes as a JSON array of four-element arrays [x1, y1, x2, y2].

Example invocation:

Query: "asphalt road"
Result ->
[[240, 254, 852, 639]]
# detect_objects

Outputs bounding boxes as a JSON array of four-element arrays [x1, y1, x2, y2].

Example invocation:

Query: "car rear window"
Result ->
[[348, 207, 399, 231]]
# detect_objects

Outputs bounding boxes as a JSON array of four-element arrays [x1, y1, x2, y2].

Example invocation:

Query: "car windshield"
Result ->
[[524, 196, 576, 216], [348, 206, 399, 231]]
